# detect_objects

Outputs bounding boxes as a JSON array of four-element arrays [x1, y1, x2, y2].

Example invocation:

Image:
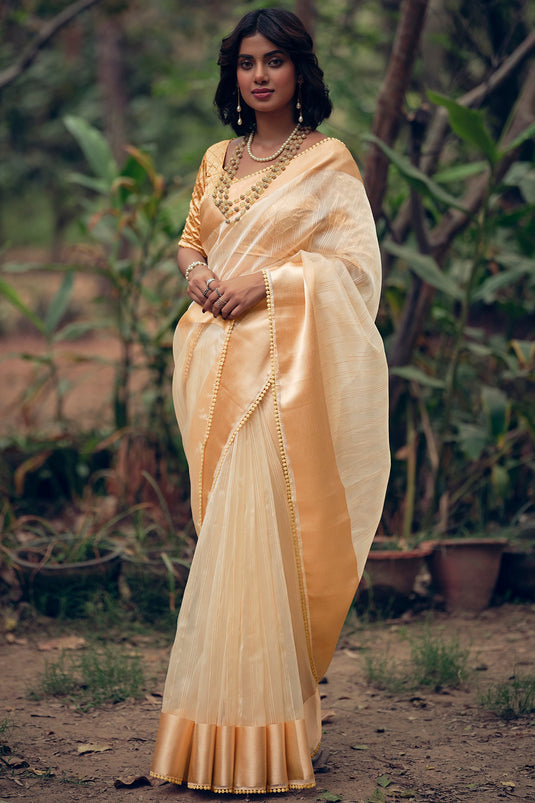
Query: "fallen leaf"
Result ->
[[367, 790, 385, 803], [3, 756, 29, 769], [321, 710, 336, 723], [501, 781, 515, 788], [377, 774, 390, 788], [351, 744, 369, 751], [38, 636, 87, 652], [77, 743, 112, 755], [28, 767, 53, 777], [317, 792, 341, 802], [114, 775, 152, 789], [4, 634, 27, 645]]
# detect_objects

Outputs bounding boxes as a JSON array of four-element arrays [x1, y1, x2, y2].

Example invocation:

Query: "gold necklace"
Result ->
[[212, 126, 309, 225]]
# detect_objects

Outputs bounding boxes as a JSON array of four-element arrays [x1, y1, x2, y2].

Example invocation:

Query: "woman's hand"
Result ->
[[202, 273, 267, 320], [187, 267, 218, 306]]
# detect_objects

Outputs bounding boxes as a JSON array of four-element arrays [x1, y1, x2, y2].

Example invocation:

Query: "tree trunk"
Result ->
[[295, 0, 316, 39], [95, 10, 127, 165], [364, 0, 430, 220]]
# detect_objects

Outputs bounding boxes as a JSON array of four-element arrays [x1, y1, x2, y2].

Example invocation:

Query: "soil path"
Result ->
[[1, 605, 534, 803]]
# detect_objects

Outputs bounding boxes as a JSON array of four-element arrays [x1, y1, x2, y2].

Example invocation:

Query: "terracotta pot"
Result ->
[[363, 543, 433, 597], [10, 542, 122, 617], [428, 539, 507, 612]]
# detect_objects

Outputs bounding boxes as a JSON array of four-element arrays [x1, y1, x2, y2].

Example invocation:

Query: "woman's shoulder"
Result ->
[[202, 139, 232, 173], [302, 134, 362, 181]]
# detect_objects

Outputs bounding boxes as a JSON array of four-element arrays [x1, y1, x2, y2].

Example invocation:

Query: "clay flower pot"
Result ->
[[363, 543, 433, 597], [356, 540, 433, 616], [427, 538, 507, 612], [10, 540, 122, 617]]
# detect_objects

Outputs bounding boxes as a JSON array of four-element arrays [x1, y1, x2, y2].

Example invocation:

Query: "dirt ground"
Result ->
[[0, 604, 534, 803]]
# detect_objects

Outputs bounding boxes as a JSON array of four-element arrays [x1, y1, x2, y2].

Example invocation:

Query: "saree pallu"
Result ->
[[151, 138, 390, 793]]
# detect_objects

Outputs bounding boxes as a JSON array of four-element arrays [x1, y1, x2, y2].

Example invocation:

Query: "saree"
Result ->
[[151, 138, 390, 793]]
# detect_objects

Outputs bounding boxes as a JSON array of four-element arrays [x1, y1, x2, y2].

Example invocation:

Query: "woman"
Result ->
[[151, 8, 389, 794]]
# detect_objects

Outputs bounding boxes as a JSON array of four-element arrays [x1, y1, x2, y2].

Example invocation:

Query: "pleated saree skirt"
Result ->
[[151, 318, 319, 794]]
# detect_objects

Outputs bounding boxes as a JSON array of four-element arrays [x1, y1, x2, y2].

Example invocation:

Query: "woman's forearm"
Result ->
[[178, 246, 210, 281]]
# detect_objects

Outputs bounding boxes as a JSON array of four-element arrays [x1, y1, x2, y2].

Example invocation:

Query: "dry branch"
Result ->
[[388, 63, 535, 407], [0, 0, 103, 91], [364, 0, 430, 220], [390, 30, 535, 245]]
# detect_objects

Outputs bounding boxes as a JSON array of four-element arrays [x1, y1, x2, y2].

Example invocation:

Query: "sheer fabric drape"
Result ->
[[151, 138, 390, 793]]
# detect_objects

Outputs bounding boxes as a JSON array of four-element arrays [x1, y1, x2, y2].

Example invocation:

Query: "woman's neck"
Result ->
[[252, 112, 298, 148]]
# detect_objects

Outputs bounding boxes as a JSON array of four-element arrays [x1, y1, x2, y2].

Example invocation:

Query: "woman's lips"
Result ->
[[251, 90, 274, 99]]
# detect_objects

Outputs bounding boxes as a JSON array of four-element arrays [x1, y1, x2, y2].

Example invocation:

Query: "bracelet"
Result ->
[[185, 261, 208, 282]]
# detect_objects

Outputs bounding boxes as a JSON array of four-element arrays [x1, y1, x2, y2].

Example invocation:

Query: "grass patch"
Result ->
[[31, 644, 145, 711], [410, 630, 469, 690], [479, 673, 535, 720], [0, 717, 13, 755], [365, 626, 470, 693]]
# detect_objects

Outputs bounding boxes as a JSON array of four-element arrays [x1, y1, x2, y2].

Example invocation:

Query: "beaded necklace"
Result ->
[[247, 123, 301, 162], [212, 125, 309, 225]]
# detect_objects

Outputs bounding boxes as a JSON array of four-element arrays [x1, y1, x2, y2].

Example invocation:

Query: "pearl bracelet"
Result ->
[[185, 261, 208, 281]]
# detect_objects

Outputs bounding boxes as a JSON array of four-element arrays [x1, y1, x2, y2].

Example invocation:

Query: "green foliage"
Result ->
[[479, 673, 535, 720], [33, 645, 144, 711], [1, 0, 534, 551], [65, 116, 188, 434], [0, 271, 84, 422], [383, 82, 535, 534], [366, 134, 471, 213], [0, 431, 113, 514]]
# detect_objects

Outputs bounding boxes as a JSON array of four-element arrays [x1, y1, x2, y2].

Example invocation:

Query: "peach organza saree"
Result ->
[[151, 138, 390, 793]]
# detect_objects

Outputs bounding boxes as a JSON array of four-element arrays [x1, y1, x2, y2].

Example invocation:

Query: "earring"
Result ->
[[296, 81, 303, 124], [237, 88, 242, 126]]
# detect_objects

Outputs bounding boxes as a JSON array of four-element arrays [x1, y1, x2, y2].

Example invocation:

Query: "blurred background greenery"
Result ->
[[1, 0, 534, 611]]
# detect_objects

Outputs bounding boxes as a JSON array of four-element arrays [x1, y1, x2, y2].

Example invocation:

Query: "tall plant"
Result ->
[[377, 94, 535, 535], [63, 116, 189, 438]]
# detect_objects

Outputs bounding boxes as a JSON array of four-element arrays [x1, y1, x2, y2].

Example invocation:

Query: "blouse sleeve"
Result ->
[[178, 153, 208, 257]]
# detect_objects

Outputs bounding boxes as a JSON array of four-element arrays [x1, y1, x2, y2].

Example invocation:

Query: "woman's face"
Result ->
[[237, 33, 298, 119]]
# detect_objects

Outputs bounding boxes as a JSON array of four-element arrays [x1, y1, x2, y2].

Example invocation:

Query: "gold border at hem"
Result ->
[[150, 771, 316, 794], [311, 739, 321, 759]]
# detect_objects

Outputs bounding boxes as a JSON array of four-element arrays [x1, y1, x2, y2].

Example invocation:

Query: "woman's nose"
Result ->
[[254, 63, 268, 83]]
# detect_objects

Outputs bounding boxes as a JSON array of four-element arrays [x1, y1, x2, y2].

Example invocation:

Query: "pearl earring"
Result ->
[[296, 81, 303, 124], [237, 88, 242, 126]]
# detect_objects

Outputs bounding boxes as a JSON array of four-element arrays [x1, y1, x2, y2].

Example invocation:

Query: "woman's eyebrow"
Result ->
[[238, 49, 286, 59]]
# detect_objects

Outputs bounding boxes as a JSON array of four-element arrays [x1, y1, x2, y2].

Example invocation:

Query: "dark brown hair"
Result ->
[[214, 8, 332, 134]]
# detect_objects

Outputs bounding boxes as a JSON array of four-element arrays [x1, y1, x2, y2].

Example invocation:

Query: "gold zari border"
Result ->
[[150, 770, 315, 794], [262, 269, 318, 684]]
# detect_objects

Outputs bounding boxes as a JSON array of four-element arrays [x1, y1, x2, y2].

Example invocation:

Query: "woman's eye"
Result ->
[[268, 58, 283, 67], [239, 60, 253, 70]]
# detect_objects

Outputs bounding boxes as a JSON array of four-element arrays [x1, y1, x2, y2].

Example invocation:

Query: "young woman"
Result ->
[[151, 8, 390, 794]]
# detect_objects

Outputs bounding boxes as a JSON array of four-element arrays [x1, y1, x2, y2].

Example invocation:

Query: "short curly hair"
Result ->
[[214, 8, 332, 135]]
